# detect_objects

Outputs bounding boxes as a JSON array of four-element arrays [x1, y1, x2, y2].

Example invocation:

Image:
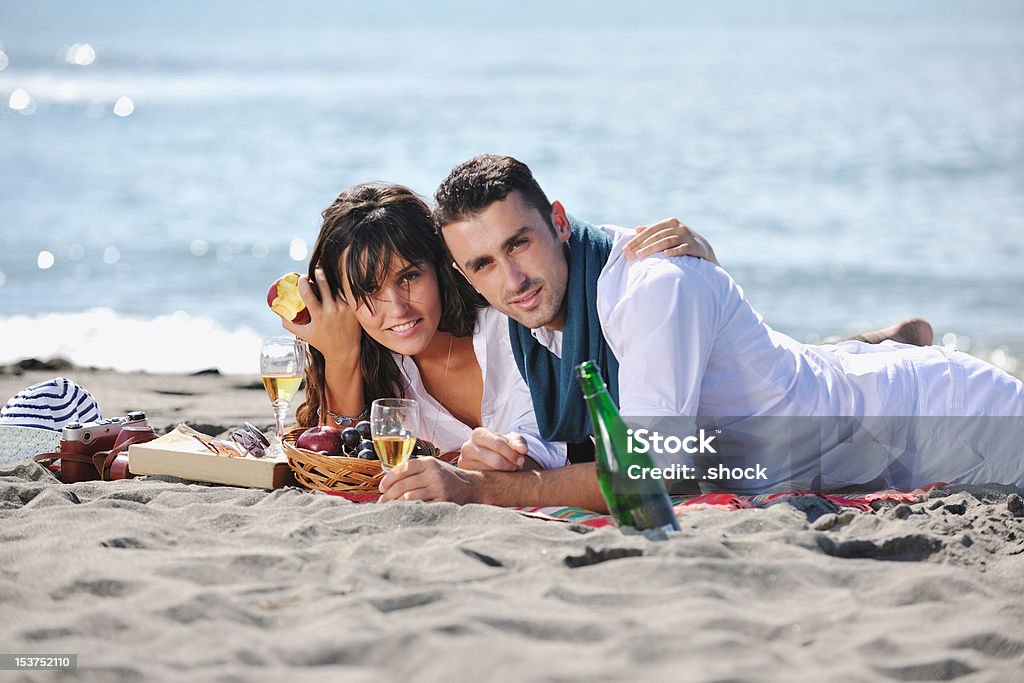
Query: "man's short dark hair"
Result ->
[[433, 154, 554, 233]]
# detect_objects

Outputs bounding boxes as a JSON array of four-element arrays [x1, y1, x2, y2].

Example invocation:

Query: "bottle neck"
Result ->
[[576, 363, 607, 400]]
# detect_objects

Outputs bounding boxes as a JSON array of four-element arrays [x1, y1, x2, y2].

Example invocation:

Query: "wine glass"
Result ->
[[370, 399, 419, 472], [260, 336, 307, 457]]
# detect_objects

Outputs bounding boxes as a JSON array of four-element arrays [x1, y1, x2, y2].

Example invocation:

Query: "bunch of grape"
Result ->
[[339, 421, 376, 460], [336, 421, 428, 461]]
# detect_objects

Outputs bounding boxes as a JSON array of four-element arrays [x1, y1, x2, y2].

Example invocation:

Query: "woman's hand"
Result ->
[[378, 456, 483, 504], [622, 217, 719, 266], [281, 267, 362, 366]]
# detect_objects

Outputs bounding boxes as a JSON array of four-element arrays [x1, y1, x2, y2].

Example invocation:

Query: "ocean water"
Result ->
[[1, 1, 1022, 374]]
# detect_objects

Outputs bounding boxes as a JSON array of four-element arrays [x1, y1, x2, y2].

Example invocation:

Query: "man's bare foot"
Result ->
[[850, 317, 934, 346]]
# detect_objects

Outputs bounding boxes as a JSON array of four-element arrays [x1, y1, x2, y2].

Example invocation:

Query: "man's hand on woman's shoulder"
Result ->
[[622, 217, 720, 266]]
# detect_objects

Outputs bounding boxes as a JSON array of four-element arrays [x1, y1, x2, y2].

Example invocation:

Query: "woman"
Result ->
[[281, 183, 716, 470]]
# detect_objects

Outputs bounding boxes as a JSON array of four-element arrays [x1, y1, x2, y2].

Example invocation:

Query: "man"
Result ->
[[379, 155, 1024, 505]]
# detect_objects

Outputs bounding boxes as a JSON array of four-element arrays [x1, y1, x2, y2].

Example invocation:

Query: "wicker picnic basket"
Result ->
[[283, 427, 382, 492], [283, 426, 456, 493]]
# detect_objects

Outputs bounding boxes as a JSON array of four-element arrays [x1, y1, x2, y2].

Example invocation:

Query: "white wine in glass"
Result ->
[[373, 434, 416, 469], [261, 374, 304, 404], [260, 336, 307, 456], [370, 398, 419, 472]]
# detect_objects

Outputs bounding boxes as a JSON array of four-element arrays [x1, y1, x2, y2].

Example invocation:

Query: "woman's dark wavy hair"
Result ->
[[296, 183, 487, 427]]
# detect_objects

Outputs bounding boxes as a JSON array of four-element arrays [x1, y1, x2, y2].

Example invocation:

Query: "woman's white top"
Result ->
[[395, 306, 568, 469]]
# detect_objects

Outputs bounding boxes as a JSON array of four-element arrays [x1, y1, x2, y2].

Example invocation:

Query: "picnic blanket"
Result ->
[[324, 484, 945, 527]]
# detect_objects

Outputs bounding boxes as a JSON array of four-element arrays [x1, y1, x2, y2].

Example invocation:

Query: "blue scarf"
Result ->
[[509, 217, 619, 445]]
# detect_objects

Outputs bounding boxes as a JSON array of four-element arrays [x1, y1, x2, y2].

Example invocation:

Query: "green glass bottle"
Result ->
[[575, 360, 680, 532]]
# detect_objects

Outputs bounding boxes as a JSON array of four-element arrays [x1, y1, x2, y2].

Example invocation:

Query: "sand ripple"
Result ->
[[1, 462, 1023, 682]]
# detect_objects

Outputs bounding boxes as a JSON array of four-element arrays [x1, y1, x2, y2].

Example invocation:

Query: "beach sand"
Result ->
[[2, 361, 1024, 682]]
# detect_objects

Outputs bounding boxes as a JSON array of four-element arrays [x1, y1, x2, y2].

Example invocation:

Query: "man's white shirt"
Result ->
[[528, 224, 1024, 488], [529, 225, 866, 418]]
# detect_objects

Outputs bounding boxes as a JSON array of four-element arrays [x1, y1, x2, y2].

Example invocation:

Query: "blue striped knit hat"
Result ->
[[1, 377, 102, 428], [0, 378, 103, 464]]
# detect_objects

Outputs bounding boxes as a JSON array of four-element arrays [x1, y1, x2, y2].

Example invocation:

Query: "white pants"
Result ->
[[824, 341, 1024, 488]]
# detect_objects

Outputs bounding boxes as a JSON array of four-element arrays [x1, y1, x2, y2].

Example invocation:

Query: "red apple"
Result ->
[[296, 425, 345, 455], [268, 272, 311, 325]]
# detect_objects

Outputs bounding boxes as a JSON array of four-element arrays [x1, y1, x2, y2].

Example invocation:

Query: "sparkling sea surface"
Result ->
[[0, 1, 1022, 373]]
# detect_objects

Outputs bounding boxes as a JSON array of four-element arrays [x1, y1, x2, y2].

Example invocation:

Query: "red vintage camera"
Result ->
[[35, 411, 159, 483]]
